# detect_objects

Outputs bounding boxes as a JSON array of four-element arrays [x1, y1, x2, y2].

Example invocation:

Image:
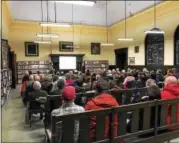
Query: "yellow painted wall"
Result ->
[[1, 1, 12, 39], [9, 22, 116, 64], [110, 1, 179, 66], [3, 1, 179, 66]]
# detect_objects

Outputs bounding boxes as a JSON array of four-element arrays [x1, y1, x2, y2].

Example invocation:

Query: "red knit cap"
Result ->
[[62, 86, 76, 100]]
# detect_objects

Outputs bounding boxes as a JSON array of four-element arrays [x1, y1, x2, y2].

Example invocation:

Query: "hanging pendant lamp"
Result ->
[[101, 1, 114, 46], [37, 1, 59, 38], [35, 0, 51, 44], [117, 0, 134, 41], [144, 0, 165, 34], [40, 1, 71, 28], [66, 4, 75, 49]]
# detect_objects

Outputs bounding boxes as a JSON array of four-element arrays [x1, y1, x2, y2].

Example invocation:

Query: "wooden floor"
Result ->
[[1, 85, 179, 143]]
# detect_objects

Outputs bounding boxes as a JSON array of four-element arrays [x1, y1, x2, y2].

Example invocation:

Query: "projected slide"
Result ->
[[59, 56, 76, 70]]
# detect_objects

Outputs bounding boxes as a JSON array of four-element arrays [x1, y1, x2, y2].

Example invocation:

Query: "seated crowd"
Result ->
[[20, 67, 179, 142]]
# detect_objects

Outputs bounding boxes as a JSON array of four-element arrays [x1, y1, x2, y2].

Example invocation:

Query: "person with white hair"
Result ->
[[146, 79, 156, 87], [25, 81, 48, 120], [31, 81, 48, 98]]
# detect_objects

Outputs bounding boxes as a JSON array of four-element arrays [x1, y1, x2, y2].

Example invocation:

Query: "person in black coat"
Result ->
[[49, 78, 65, 95]]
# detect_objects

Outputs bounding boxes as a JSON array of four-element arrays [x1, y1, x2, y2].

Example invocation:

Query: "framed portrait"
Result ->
[[135, 46, 139, 53], [91, 43, 100, 55], [25, 42, 39, 56], [59, 41, 73, 52], [129, 57, 135, 65]]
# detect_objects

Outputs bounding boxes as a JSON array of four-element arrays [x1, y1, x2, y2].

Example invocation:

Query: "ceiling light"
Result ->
[[102, 1, 114, 47], [117, 1, 134, 42], [34, 41, 51, 44], [40, 22, 71, 27], [53, 1, 95, 6], [144, 29, 165, 34], [36, 33, 59, 38], [101, 43, 114, 46], [117, 38, 134, 41], [144, 0, 164, 34]]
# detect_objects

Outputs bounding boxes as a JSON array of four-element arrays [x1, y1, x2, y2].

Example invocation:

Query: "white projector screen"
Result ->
[[59, 56, 76, 70]]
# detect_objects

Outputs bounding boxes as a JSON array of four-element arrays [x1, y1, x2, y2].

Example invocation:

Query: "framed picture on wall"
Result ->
[[134, 46, 139, 53], [59, 41, 73, 52], [25, 42, 39, 56], [91, 43, 100, 55], [129, 57, 135, 65]]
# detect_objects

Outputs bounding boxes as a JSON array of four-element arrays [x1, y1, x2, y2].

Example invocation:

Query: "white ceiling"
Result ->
[[7, 1, 162, 26]]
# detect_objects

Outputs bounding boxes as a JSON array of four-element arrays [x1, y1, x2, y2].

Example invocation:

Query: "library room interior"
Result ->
[[1, 0, 179, 143]]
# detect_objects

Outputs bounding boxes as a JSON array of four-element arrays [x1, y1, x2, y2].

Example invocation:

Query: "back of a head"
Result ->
[[37, 71, 40, 75], [69, 71, 73, 75], [56, 71, 60, 76], [147, 85, 161, 100], [71, 74, 77, 80], [146, 79, 156, 87], [172, 68, 177, 74], [39, 74, 45, 80], [96, 79, 109, 93], [29, 75, 34, 81], [23, 74, 29, 81], [150, 72, 156, 80], [34, 75, 40, 81], [96, 74, 101, 81], [65, 73, 70, 80], [127, 72, 132, 77], [91, 73, 96, 82], [76, 77, 84, 87], [57, 78, 65, 90], [33, 81, 41, 90], [164, 76, 178, 87], [167, 69, 173, 74], [53, 75, 59, 82]]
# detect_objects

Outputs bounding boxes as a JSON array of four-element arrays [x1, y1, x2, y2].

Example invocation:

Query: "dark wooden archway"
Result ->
[[145, 28, 164, 70], [174, 25, 179, 65]]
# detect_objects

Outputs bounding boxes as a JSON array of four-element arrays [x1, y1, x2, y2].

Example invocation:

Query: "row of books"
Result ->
[[1, 69, 12, 106], [84, 60, 109, 73], [17, 61, 51, 84]]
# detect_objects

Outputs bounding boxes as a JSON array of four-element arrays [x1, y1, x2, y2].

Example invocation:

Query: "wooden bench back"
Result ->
[[50, 98, 179, 143], [110, 87, 148, 105], [51, 108, 112, 143]]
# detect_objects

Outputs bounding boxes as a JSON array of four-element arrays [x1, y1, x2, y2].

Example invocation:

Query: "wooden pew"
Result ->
[[46, 108, 112, 143], [45, 98, 179, 143], [110, 87, 148, 105], [44, 95, 62, 128]]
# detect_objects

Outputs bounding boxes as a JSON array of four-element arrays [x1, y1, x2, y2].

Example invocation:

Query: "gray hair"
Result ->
[[146, 79, 156, 87], [33, 81, 41, 90]]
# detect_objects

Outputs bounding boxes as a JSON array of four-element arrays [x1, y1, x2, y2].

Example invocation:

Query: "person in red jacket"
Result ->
[[65, 73, 74, 85], [161, 76, 179, 130], [85, 79, 119, 142]]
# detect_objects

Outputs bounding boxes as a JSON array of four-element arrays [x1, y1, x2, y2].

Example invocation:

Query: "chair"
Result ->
[[25, 99, 45, 127]]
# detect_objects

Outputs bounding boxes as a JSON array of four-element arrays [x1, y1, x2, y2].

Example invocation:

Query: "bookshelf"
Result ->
[[16, 61, 51, 84], [84, 60, 109, 73], [1, 69, 12, 106]]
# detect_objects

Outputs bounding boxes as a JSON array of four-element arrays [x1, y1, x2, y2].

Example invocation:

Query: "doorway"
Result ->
[[115, 48, 128, 70]]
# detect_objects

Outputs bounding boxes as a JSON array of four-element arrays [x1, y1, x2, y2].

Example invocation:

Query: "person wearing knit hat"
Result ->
[[51, 86, 85, 142]]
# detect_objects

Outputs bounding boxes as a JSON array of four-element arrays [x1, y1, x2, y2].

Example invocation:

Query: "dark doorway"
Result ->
[[115, 48, 128, 70], [174, 25, 179, 66]]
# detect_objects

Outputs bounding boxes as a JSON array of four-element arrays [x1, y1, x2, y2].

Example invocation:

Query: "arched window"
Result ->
[[174, 25, 179, 65], [145, 28, 164, 66]]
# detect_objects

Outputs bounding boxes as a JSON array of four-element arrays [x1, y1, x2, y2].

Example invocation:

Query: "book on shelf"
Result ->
[[16, 60, 51, 84]]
